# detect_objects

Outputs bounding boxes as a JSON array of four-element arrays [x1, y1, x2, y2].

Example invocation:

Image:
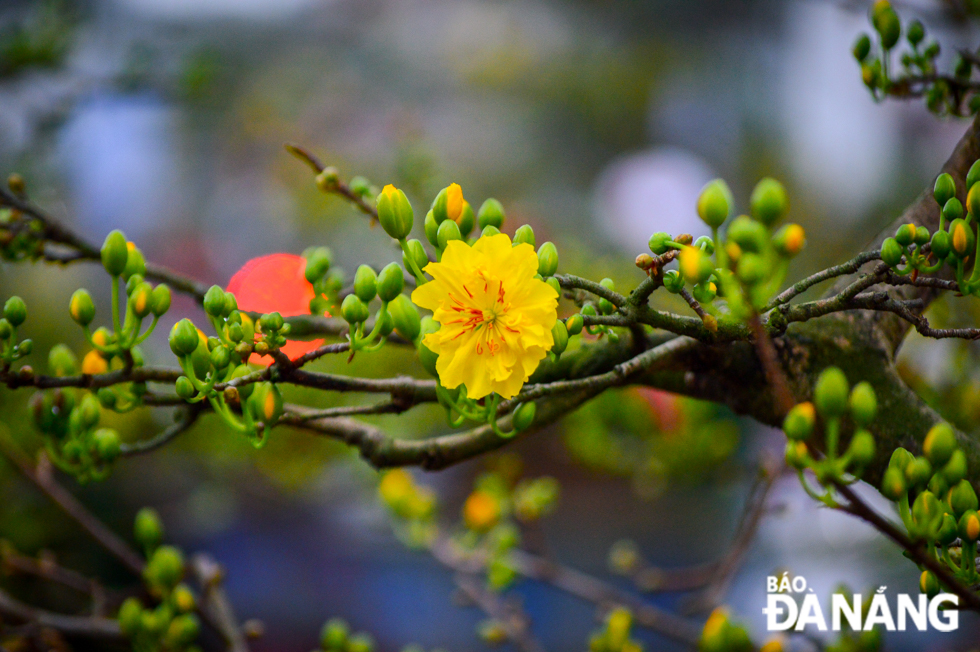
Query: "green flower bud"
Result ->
[[914, 226, 930, 246], [912, 490, 941, 530], [895, 223, 916, 246], [210, 345, 231, 370], [950, 479, 979, 515], [565, 314, 584, 336], [122, 244, 145, 280], [0, 319, 10, 340], [376, 184, 414, 240], [679, 246, 715, 284], [169, 319, 200, 357], [320, 618, 350, 650], [853, 33, 872, 62], [735, 252, 767, 285], [341, 295, 369, 324], [478, 198, 505, 229], [785, 440, 808, 469], [512, 402, 536, 432], [376, 263, 405, 303], [118, 597, 143, 638], [248, 382, 283, 425], [943, 197, 964, 223], [347, 632, 375, 652], [697, 179, 732, 228], [889, 447, 914, 472], [230, 365, 254, 400], [783, 402, 815, 441], [943, 449, 968, 484], [374, 307, 394, 338], [172, 584, 196, 612], [79, 393, 101, 428], [402, 238, 429, 274], [134, 507, 164, 551], [906, 456, 933, 487], [175, 376, 196, 400], [648, 232, 672, 255], [513, 224, 535, 247], [772, 223, 806, 257], [96, 387, 117, 409], [424, 209, 440, 247], [930, 473, 949, 499], [663, 269, 684, 293], [349, 176, 371, 197], [849, 381, 877, 426], [131, 283, 153, 319], [144, 545, 184, 591], [551, 320, 568, 355], [48, 344, 77, 376], [165, 614, 200, 647], [880, 466, 907, 500], [304, 247, 333, 283], [353, 265, 378, 303], [537, 242, 559, 276], [693, 280, 717, 304], [847, 430, 875, 468], [598, 298, 614, 315], [431, 186, 451, 223], [436, 219, 462, 249], [546, 276, 560, 295], [693, 235, 715, 254], [968, 182, 980, 220], [814, 366, 849, 418], [936, 513, 958, 545], [880, 238, 904, 266], [481, 224, 500, 237], [728, 215, 769, 253], [66, 288, 95, 326], [749, 177, 787, 226], [101, 230, 129, 277], [457, 202, 475, 236], [93, 427, 120, 463], [949, 218, 975, 257], [959, 510, 980, 542], [968, 159, 980, 191], [931, 230, 951, 260], [2, 296, 26, 328], [388, 294, 421, 342], [920, 570, 940, 598], [871, 1, 901, 50], [923, 422, 956, 467], [935, 173, 956, 207], [907, 19, 925, 46]]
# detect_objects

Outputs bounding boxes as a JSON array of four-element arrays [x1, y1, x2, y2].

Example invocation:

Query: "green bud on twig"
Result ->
[[749, 177, 787, 226], [783, 402, 815, 441], [853, 33, 872, 62], [513, 224, 535, 247], [3, 296, 26, 327], [871, 0, 900, 50], [304, 247, 332, 283], [537, 242, 558, 277], [101, 230, 129, 277], [931, 230, 951, 259], [880, 466, 907, 500], [934, 173, 956, 207], [649, 232, 672, 255], [880, 238, 903, 266], [134, 507, 163, 551], [169, 319, 200, 357], [69, 289, 95, 326], [967, 159, 980, 191], [478, 198, 505, 229], [436, 219, 462, 249], [697, 179, 732, 228], [814, 367, 849, 418], [847, 430, 875, 468], [341, 295, 369, 324], [377, 263, 405, 303], [923, 422, 956, 467], [388, 295, 421, 342], [849, 382, 877, 426], [376, 184, 414, 240], [353, 266, 378, 303], [512, 402, 536, 431]]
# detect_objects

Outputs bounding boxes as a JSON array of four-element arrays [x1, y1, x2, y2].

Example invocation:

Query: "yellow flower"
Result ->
[[411, 233, 558, 399], [446, 183, 464, 223], [463, 489, 501, 531], [81, 350, 108, 375]]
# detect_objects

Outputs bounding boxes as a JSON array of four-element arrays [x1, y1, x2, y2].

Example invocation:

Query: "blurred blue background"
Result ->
[[2, 0, 980, 650]]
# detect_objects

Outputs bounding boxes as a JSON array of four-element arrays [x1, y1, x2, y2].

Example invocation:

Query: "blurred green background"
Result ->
[[2, 0, 980, 650]]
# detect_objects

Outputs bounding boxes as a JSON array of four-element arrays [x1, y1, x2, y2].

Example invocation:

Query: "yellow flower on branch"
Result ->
[[411, 233, 558, 400]]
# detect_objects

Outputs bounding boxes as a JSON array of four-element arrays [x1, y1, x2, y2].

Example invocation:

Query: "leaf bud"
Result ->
[[512, 402, 536, 432], [3, 296, 26, 327], [648, 232, 672, 255], [934, 173, 956, 207], [783, 402, 815, 441], [402, 238, 429, 274], [847, 430, 875, 468], [772, 223, 806, 257], [314, 166, 338, 191], [376, 184, 414, 240], [750, 177, 787, 226], [101, 230, 129, 277], [880, 237, 904, 266], [376, 263, 405, 303], [697, 179, 732, 228], [150, 284, 172, 317], [814, 366, 849, 418], [565, 314, 584, 336], [436, 219, 462, 249], [513, 224, 536, 247], [348, 176, 371, 197], [134, 507, 164, 551], [169, 319, 200, 357], [853, 34, 872, 61], [923, 422, 956, 467], [48, 344, 77, 376], [478, 198, 505, 229], [537, 242, 558, 276], [849, 381, 877, 426]]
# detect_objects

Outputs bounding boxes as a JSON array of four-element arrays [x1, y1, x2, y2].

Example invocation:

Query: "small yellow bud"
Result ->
[[81, 350, 108, 375], [378, 469, 414, 506], [446, 183, 464, 223], [760, 636, 785, 652], [463, 490, 501, 532]]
